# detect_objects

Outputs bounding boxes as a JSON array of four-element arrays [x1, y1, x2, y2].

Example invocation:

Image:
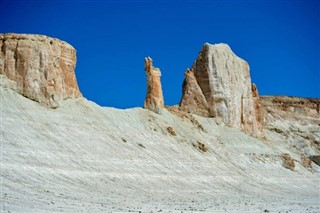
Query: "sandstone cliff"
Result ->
[[0, 33, 81, 108], [144, 57, 164, 113], [180, 43, 263, 136]]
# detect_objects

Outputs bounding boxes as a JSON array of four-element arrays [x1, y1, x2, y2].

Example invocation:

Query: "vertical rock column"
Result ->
[[144, 57, 164, 113]]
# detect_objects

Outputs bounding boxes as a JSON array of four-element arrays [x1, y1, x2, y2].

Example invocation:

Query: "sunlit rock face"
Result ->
[[144, 57, 164, 113], [179, 68, 210, 117], [0, 33, 81, 108], [180, 43, 263, 136]]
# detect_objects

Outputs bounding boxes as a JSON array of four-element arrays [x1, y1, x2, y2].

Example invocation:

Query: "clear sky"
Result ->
[[1, 0, 319, 108]]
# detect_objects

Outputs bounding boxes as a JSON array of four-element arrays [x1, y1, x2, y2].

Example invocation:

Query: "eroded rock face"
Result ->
[[251, 84, 265, 133], [0, 33, 81, 108], [261, 96, 320, 153], [179, 69, 210, 117], [260, 96, 320, 116], [180, 43, 262, 136], [144, 57, 164, 113]]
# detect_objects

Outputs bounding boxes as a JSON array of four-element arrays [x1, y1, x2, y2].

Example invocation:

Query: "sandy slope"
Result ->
[[1, 86, 319, 212]]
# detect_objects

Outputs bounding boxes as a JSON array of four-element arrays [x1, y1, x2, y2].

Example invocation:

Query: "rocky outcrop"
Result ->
[[251, 84, 265, 133], [261, 96, 320, 153], [310, 156, 320, 166], [260, 96, 320, 117], [301, 155, 312, 169], [144, 57, 164, 113], [179, 68, 210, 117], [282, 153, 295, 171], [180, 43, 262, 136], [0, 33, 81, 108]]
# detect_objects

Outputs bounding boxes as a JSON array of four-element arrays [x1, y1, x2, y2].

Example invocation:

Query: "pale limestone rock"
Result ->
[[144, 57, 164, 113], [0, 33, 81, 108], [179, 68, 210, 117], [181, 43, 262, 136]]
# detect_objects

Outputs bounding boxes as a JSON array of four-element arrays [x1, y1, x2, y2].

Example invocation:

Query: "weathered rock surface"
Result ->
[[261, 96, 320, 154], [282, 153, 295, 171], [180, 43, 262, 136], [251, 84, 265, 133], [310, 155, 320, 166], [179, 68, 210, 117], [0, 33, 81, 108], [144, 57, 164, 113], [260, 96, 320, 117]]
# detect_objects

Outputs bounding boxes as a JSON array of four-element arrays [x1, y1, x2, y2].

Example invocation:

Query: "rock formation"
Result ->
[[179, 68, 210, 117], [282, 153, 295, 171], [0, 33, 81, 108], [144, 57, 164, 113], [261, 95, 320, 152], [260, 96, 320, 116], [180, 43, 263, 136], [251, 84, 265, 133]]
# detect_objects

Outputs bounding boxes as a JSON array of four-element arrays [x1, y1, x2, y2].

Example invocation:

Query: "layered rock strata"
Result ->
[[0, 33, 81, 108], [180, 43, 263, 136], [261, 96, 320, 152], [144, 57, 164, 113], [260, 96, 320, 117]]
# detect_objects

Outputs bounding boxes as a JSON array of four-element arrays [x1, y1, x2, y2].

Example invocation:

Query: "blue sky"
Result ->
[[1, 0, 319, 108]]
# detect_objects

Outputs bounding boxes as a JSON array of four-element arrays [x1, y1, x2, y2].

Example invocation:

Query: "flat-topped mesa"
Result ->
[[0, 33, 82, 108], [180, 43, 263, 136], [144, 57, 164, 113]]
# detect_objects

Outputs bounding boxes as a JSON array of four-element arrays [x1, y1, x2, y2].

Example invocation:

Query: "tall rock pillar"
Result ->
[[144, 57, 164, 113]]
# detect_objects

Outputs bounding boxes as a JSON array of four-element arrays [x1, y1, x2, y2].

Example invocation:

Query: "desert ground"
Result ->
[[1, 84, 319, 212]]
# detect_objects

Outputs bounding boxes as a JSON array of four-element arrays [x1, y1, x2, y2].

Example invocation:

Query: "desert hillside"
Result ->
[[1, 33, 319, 212]]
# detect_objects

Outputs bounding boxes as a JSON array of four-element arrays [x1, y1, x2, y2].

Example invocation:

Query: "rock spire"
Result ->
[[144, 57, 164, 113]]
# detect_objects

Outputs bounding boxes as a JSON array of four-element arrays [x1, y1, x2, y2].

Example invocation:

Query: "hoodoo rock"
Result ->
[[0, 33, 81, 108], [180, 43, 262, 136], [144, 57, 164, 113]]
